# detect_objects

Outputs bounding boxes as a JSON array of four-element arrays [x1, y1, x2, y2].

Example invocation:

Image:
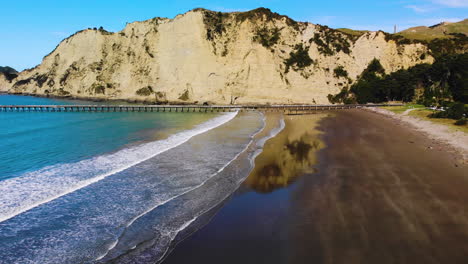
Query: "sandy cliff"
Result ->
[[0, 75, 10, 92], [8, 8, 433, 104]]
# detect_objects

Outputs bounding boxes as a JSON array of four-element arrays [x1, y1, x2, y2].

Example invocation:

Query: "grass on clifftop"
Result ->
[[397, 19, 468, 41], [336, 28, 368, 37]]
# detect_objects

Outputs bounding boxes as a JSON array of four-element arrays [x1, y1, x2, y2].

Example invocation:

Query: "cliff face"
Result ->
[[0, 75, 11, 92], [8, 8, 433, 104]]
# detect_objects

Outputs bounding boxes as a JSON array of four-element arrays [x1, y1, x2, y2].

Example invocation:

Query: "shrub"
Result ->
[[59, 72, 70, 86], [284, 44, 313, 73], [135, 86, 154, 96], [310, 33, 333, 56], [35, 74, 49, 87], [384, 33, 416, 45], [57, 88, 71, 96], [178, 89, 190, 101], [430, 102, 467, 120], [455, 118, 467, 126], [327, 88, 356, 104], [13, 78, 33, 87], [203, 11, 228, 41], [310, 26, 352, 56], [333, 66, 348, 78], [93, 84, 105, 94], [253, 27, 281, 48], [235, 8, 300, 31]]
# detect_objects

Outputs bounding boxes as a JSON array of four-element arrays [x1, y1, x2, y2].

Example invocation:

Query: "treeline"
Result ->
[[328, 33, 467, 110], [329, 53, 468, 106], [328, 52, 467, 122], [340, 54, 467, 105]]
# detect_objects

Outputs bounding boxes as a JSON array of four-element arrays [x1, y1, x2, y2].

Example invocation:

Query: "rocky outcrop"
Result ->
[[8, 8, 434, 104]]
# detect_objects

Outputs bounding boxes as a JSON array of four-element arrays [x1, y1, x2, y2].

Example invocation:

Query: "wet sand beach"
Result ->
[[163, 109, 468, 264]]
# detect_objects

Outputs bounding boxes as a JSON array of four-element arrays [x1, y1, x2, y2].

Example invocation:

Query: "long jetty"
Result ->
[[0, 104, 401, 114]]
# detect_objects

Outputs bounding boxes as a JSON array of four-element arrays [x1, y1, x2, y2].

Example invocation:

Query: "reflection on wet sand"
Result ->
[[162, 110, 468, 264], [244, 114, 327, 193]]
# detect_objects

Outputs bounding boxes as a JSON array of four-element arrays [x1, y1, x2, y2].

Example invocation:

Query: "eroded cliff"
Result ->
[[8, 8, 434, 104]]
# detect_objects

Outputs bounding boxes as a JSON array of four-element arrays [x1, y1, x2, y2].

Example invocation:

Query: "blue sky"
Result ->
[[1, 0, 467, 71]]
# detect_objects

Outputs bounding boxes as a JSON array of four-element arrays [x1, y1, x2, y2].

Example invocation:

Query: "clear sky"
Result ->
[[1, 0, 467, 71]]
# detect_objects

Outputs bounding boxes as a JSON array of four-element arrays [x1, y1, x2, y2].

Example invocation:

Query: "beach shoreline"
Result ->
[[162, 109, 468, 264], [365, 107, 468, 163]]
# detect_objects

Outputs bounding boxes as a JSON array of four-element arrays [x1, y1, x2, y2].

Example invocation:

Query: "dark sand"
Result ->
[[163, 110, 468, 264]]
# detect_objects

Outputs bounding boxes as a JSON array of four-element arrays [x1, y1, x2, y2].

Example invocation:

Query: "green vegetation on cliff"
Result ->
[[330, 54, 467, 105], [253, 26, 281, 48], [310, 25, 354, 56], [0, 66, 18, 81], [136, 86, 154, 96], [202, 11, 228, 41], [234, 8, 300, 30], [329, 20, 467, 114], [284, 44, 314, 73], [333, 66, 349, 79]]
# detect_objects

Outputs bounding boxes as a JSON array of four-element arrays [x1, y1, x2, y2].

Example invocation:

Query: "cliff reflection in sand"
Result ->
[[244, 114, 326, 193]]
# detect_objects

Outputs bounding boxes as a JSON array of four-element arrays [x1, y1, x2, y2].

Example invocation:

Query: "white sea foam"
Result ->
[[0, 111, 238, 223], [97, 113, 267, 262], [148, 114, 285, 264], [153, 115, 285, 264], [257, 117, 285, 148]]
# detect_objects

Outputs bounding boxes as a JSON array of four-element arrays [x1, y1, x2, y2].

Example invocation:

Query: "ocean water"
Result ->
[[0, 95, 282, 263], [0, 95, 217, 180]]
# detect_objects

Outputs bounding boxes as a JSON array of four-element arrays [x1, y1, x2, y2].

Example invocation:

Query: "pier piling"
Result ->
[[0, 104, 401, 113]]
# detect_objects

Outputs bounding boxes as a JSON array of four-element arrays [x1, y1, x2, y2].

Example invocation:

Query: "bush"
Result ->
[[327, 87, 356, 104], [253, 27, 281, 48], [93, 84, 105, 94], [333, 66, 348, 78], [178, 89, 190, 101], [235, 8, 300, 31], [284, 44, 313, 73], [430, 102, 467, 120], [455, 118, 467, 126], [203, 11, 228, 41], [310, 26, 352, 56], [135, 86, 153, 96]]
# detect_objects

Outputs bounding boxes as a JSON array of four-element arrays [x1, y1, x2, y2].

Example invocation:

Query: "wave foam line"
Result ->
[[0, 112, 238, 223], [96, 112, 267, 261], [155, 114, 285, 264], [109, 114, 285, 264]]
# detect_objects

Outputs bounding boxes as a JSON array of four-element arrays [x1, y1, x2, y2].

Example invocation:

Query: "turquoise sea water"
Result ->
[[0, 95, 216, 180], [0, 94, 280, 264]]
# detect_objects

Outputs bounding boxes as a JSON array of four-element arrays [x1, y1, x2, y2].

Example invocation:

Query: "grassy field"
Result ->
[[397, 19, 468, 40], [408, 109, 468, 133], [380, 104, 425, 114], [336, 28, 369, 37], [379, 104, 468, 133]]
